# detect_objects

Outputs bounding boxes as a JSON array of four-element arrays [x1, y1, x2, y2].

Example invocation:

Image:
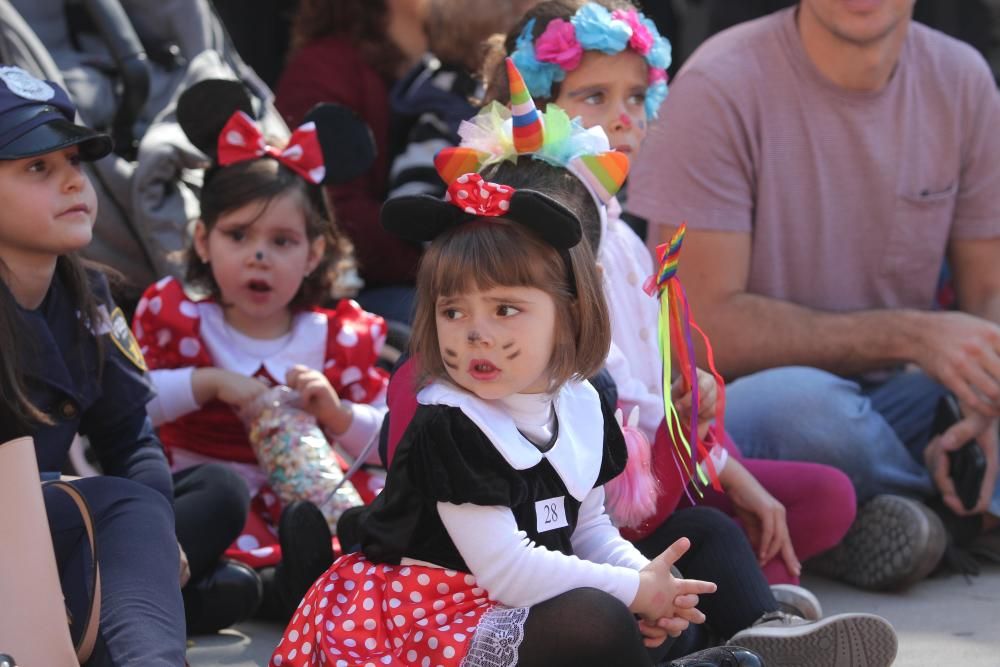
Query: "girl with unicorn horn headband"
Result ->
[[269, 57, 745, 667], [481, 5, 899, 666]]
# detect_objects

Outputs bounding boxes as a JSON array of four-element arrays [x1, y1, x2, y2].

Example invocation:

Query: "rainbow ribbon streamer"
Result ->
[[644, 224, 724, 497]]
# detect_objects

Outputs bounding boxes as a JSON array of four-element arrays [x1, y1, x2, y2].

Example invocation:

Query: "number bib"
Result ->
[[535, 496, 569, 533]]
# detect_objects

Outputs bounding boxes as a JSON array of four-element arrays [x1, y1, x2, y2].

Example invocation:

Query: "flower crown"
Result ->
[[434, 58, 630, 209], [510, 3, 671, 119]]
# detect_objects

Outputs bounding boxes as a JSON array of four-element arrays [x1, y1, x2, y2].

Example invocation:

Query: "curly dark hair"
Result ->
[[288, 0, 407, 81], [186, 158, 354, 310]]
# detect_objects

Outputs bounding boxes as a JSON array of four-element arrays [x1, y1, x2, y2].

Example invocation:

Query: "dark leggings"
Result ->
[[515, 588, 672, 667], [633, 506, 778, 657], [173, 463, 249, 582]]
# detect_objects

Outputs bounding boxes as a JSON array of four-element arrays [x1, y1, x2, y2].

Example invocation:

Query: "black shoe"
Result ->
[[274, 500, 334, 617], [666, 646, 763, 667], [183, 560, 263, 635]]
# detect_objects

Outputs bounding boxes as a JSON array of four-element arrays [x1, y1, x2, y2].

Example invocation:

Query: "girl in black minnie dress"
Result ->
[[270, 63, 718, 667]]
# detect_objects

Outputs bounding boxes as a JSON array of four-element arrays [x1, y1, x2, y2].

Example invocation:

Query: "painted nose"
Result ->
[[615, 112, 633, 130], [466, 322, 495, 347]]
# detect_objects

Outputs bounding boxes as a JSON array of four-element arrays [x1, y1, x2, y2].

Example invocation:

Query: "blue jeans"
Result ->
[[725, 366, 1000, 516]]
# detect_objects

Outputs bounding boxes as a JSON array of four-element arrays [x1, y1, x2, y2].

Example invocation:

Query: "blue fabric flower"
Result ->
[[645, 80, 668, 119], [646, 32, 673, 71], [572, 4, 631, 54], [511, 19, 564, 98]]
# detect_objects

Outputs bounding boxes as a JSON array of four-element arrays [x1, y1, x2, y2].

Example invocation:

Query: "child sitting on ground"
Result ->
[[132, 80, 389, 620]]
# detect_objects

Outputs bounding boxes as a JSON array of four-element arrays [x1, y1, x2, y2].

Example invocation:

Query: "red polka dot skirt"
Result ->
[[270, 553, 530, 667]]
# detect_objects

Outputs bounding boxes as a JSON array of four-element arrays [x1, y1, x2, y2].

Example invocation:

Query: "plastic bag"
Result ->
[[242, 386, 363, 532]]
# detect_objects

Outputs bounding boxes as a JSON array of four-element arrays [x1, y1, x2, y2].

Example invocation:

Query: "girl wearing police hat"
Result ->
[[0, 67, 187, 665]]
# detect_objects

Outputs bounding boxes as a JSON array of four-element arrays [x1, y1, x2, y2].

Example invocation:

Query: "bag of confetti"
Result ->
[[242, 385, 363, 532]]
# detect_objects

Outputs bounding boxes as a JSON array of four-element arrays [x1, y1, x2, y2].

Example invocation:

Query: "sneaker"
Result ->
[[806, 494, 946, 590], [728, 611, 898, 667], [665, 645, 764, 666], [770, 583, 823, 620]]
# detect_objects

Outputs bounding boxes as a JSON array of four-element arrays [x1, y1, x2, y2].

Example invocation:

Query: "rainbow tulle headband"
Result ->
[[435, 58, 630, 207], [510, 3, 671, 119]]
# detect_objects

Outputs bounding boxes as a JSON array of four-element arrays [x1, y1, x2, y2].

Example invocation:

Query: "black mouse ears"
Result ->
[[176, 79, 376, 185]]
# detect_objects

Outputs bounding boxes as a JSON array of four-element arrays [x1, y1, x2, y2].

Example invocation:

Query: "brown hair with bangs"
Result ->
[[410, 159, 610, 391], [186, 157, 354, 309]]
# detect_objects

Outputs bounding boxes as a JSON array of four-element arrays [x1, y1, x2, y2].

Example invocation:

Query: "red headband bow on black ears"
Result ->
[[217, 111, 326, 184], [176, 79, 376, 186], [381, 172, 582, 250]]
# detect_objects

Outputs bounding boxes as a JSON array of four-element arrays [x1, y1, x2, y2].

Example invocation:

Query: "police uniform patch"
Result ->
[[0, 66, 54, 102], [108, 307, 148, 371]]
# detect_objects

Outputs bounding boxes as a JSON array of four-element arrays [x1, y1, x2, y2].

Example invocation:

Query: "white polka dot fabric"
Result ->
[[270, 553, 497, 666]]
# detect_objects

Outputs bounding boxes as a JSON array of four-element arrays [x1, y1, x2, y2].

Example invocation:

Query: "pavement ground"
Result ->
[[187, 563, 1000, 666]]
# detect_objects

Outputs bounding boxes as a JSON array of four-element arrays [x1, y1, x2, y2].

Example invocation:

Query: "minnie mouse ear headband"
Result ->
[[381, 58, 625, 249], [381, 172, 582, 248], [176, 79, 376, 185], [511, 3, 671, 119]]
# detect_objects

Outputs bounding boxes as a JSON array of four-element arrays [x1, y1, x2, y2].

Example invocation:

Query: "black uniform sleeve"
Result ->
[[594, 394, 629, 487], [405, 406, 531, 506], [78, 271, 173, 505]]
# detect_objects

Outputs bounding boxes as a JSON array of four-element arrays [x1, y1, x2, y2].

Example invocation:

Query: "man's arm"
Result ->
[[675, 226, 928, 379]]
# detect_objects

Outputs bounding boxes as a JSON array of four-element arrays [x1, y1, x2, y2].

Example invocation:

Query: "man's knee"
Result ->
[[726, 366, 874, 456]]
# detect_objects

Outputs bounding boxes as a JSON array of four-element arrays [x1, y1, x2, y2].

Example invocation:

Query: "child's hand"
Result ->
[[286, 365, 353, 434], [638, 601, 700, 647], [632, 537, 716, 622], [671, 368, 717, 440], [193, 368, 269, 408], [723, 459, 801, 576]]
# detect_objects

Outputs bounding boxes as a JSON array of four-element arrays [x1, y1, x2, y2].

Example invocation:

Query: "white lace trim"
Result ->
[[460, 605, 530, 667]]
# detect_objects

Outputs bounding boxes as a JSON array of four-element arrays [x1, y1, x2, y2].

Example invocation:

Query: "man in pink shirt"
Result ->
[[629, 0, 1000, 590]]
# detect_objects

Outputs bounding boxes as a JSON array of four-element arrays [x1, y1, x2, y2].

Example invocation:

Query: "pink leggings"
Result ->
[[679, 455, 856, 584]]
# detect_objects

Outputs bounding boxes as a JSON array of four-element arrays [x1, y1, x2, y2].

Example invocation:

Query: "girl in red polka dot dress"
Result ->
[[131, 81, 389, 596], [271, 62, 718, 667]]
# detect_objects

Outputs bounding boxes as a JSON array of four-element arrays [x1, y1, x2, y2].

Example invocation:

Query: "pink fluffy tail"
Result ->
[[604, 407, 660, 529]]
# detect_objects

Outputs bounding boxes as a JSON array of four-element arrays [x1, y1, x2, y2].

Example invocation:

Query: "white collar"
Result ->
[[198, 302, 328, 382], [416, 380, 605, 501]]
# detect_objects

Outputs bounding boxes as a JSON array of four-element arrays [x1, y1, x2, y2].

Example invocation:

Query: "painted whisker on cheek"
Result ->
[[506, 349, 521, 361], [501, 342, 514, 350], [637, 119, 647, 131], [443, 360, 459, 370], [443, 348, 458, 357]]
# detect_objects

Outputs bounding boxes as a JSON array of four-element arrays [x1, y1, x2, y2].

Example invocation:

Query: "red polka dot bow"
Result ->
[[446, 173, 515, 217], [216, 110, 326, 184]]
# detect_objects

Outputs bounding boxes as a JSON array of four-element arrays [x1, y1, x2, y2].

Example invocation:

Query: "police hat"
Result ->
[[0, 67, 111, 161]]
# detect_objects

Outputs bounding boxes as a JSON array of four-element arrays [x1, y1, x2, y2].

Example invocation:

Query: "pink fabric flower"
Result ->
[[534, 18, 584, 71], [613, 8, 654, 55], [648, 67, 668, 85]]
